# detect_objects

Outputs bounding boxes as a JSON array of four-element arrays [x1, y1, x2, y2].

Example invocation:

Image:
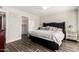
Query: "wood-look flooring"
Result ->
[[5, 36, 79, 52]]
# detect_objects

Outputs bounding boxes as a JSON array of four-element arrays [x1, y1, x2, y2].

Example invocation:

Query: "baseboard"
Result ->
[[66, 39, 78, 42], [6, 38, 21, 43], [77, 34, 79, 42]]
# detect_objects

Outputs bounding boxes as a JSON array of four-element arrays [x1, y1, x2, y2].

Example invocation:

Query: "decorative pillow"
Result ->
[[48, 26, 57, 31], [48, 26, 62, 31], [57, 28, 62, 31], [40, 27, 49, 30]]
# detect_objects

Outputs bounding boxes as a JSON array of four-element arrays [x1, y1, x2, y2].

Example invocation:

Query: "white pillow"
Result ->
[[48, 26, 57, 31], [57, 28, 62, 31], [48, 26, 62, 31], [40, 27, 49, 30]]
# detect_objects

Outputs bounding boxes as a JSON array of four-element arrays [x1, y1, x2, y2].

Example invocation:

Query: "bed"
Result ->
[[29, 22, 66, 50]]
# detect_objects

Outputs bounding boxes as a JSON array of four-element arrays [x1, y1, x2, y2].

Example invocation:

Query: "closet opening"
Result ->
[[21, 16, 29, 42]]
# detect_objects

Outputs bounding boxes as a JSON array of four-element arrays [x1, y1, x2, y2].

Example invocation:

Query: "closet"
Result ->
[[22, 16, 28, 41]]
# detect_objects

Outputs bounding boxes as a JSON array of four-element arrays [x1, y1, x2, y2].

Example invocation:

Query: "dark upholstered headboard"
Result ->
[[43, 22, 66, 39]]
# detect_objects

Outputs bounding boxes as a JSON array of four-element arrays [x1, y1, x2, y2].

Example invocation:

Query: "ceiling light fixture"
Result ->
[[42, 6, 49, 10]]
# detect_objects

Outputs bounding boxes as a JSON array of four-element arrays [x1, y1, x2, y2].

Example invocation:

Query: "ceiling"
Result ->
[[12, 6, 78, 16]]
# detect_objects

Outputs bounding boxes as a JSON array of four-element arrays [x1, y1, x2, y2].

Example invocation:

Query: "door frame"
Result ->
[[0, 16, 2, 30]]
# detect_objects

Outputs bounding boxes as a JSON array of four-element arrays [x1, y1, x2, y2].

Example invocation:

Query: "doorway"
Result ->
[[22, 16, 28, 41]]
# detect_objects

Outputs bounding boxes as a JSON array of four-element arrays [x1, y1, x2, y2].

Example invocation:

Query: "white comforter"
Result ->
[[30, 30, 64, 46]]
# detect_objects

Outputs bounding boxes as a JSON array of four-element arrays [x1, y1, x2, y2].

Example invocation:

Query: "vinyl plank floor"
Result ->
[[5, 37, 79, 52], [5, 39, 53, 52]]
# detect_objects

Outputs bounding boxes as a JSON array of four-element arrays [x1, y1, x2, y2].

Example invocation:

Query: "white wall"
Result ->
[[78, 9, 79, 35], [40, 11, 77, 33], [0, 7, 40, 43]]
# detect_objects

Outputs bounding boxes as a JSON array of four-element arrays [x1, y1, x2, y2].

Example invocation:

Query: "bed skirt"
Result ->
[[29, 35, 59, 50]]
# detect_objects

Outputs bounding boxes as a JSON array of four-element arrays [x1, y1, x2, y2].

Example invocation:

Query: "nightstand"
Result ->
[[66, 31, 77, 41]]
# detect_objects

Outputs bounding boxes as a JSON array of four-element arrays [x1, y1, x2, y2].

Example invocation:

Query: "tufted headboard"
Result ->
[[43, 22, 66, 39]]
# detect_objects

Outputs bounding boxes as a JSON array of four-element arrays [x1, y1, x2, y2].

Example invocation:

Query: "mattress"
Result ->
[[30, 30, 64, 46]]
